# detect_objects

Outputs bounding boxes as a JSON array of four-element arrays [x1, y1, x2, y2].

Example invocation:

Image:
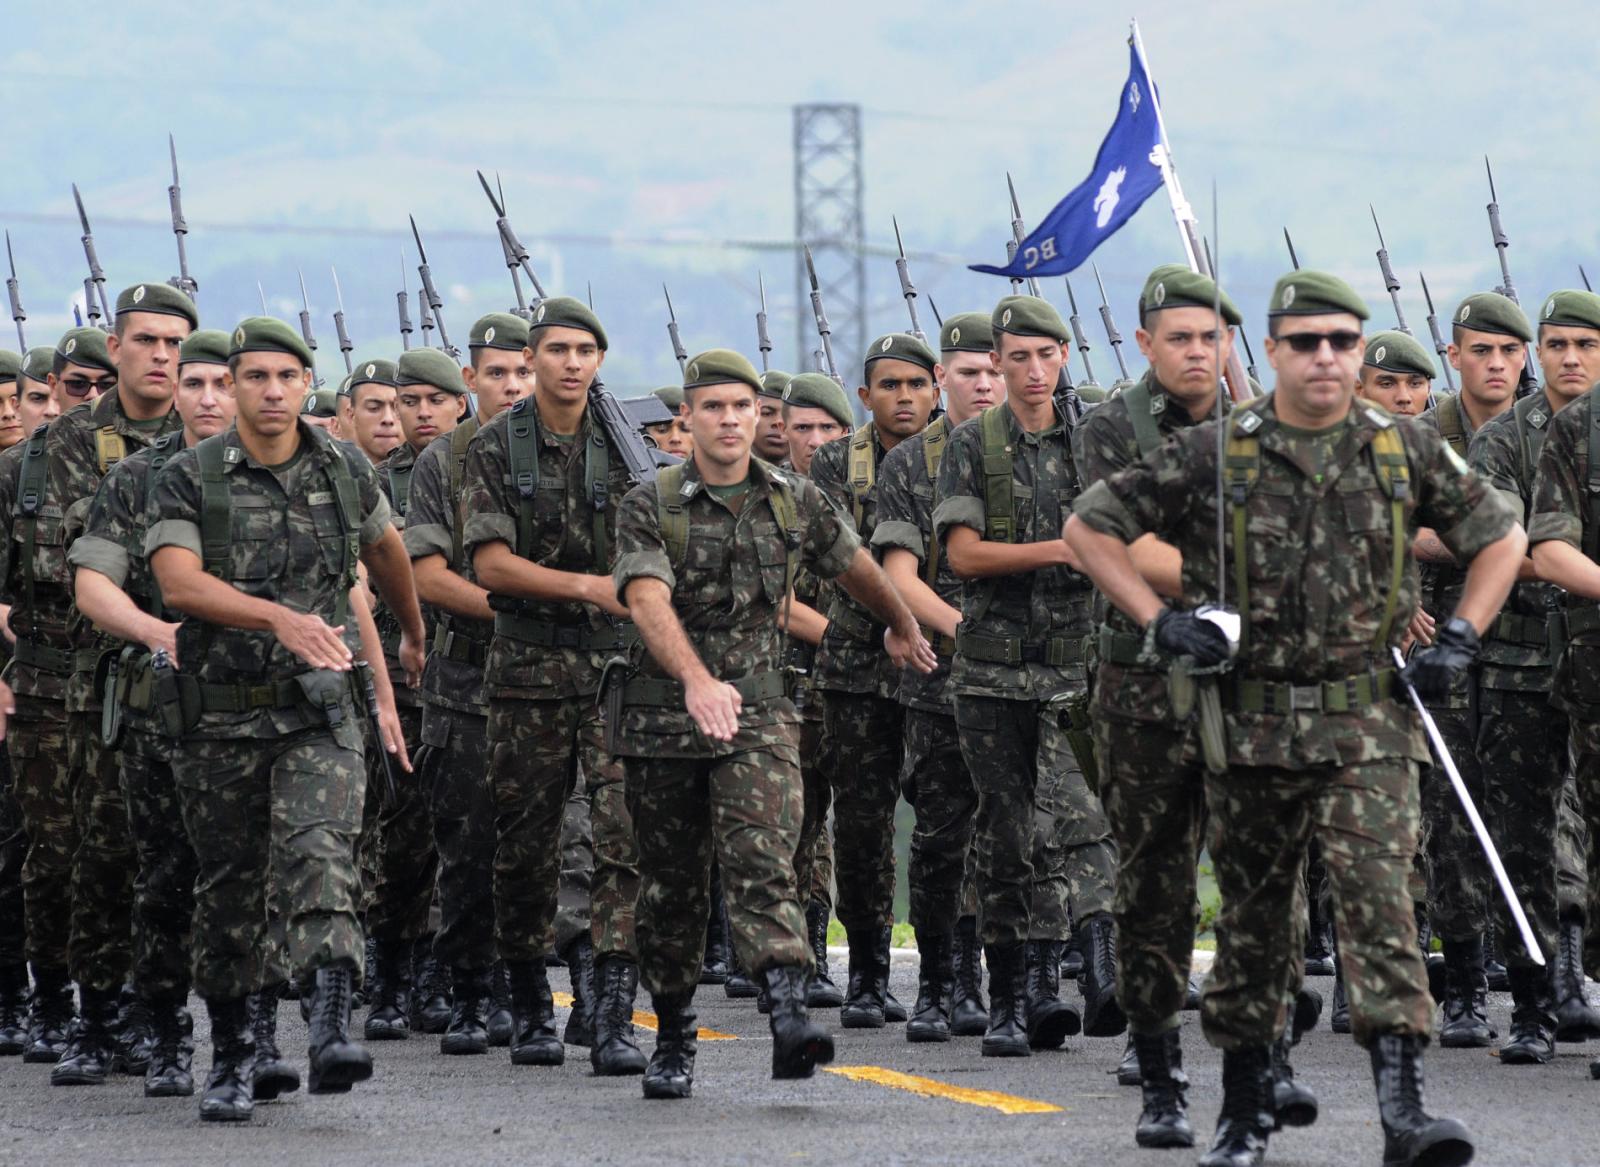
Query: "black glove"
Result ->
[[1400, 616, 1481, 703], [1151, 607, 1232, 668]]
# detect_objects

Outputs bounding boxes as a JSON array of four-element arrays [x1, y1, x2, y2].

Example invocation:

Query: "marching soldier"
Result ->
[[341, 361, 403, 466], [645, 386, 691, 459], [1067, 270, 1522, 1167], [755, 370, 791, 462], [1357, 330, 1434, 418], [609, 348, 934, 1098], [0, 349, 24, 1055]]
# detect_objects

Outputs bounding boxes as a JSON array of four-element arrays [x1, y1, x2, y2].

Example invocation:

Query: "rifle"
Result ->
[[755, 272, 773, 373], [1062, 276, 1099, 386], [1005, 174, 1044, 298], [1482, 157, 1540, 394], [926, 295, 944, 332], [357, 661, 398, 807], [891, 216, 927, 344], [71, 184, 114, 329], [417, 283, 436, 350], [1283, 227, 1300, 271], [1418, 270, 1457, 393], [296, 269, 325, 388], [1583, 265, 1593, 293], [330, 266, 355, 376], [257, 282, 268, 315], [663, 284, 688, 376], [802, 244, 844, 387], [5, 231, 25, 351], [1091, 262, 1130, 381], [476, 170, 548, 305], [409, 215, 460, 360], [1237, 323, 1261, 388], [165, 134, 198, 303], [589, 377, 661, 486], [397, 253, 413, 351], [476, 171, 532, 320], [1369, 206, 1411, 335]]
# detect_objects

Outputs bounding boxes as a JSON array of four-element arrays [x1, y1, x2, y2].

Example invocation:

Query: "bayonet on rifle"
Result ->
[[1484, 157, 1518, 305], [1062, 276, 1098, 386], [71, 184, 113, 329], [410, 216, 458, 360], [296, 269, 324, 388], [1091, 262, 1130, 380], [166, 134, 197, 302], [926, 296, 944, 331], [802, 244, 843, 387], [755, 272, 773, 373], [1583, 265, 1594, 293], [397, 252, 413, 351], [1419, 270, 1456, 393], [331, 266, 355, 376], [1283, 227, 1300, 271], [1369, 205, 1411, 335], [476, 170, 548, 306], [1005, 174, 1044, 298], [891, 216, 927, 344], [5, 232, 26, 351], [663, 284, 688, 375]]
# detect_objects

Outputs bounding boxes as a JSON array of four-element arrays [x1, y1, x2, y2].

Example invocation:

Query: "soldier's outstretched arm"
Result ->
[[624, 575, 740, 742], [881, 547, 961, 640], [778, 595, 828, 645], [350, 581, 412, 772], [74, 566, 181, 664], [474, 540, 628, 619], [360, 526, 426, 684], [1529, 538, 1600, 599], [413, 552, 494, 622], [1062, 515, 1165, 629], [835, 547, 936, 673], [1453, 524, 1526, 632], [944, 523, 1081, 579]]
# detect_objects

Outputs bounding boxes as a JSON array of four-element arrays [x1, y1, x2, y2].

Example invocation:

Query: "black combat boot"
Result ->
[[410, 940, 451, 1034], [1417, 905, 1446, 1004], [906, 929, 952, 1043], [805, 899, 843, 1008], [1292, 986, 1323, 1043], [1077, 912, 1126, 1037], [1305, 894, 1335, 976], [879, 926, 907, 1023], [1500, 964, 1556, 1065], [1117, 1035, 1142, 1085], [764, 965, 834, 1079], [560, 936, 596, 1046], [113, 987, 154, 1075], [51, 985, 118, 1085], [1483, 922, 1509, 992], [249, 988, 301, 1100], [1024, 939, 1082, 1050], [642, 995, 696, 1099], [363, 938, 412, 1041], [1437, 937, 1493, 1048], [1370, 1033, 1474, 1167], [22, 964, 74, 1063], [440, 967, 491, 1056], [143, 995, 195, 1098], [1134, 1029, 1194, 1148], [1198, 1044, 1273, 1167], [700, 868, 732, 985], [724, 957, 760, 999], [1270, 1032, 1318, 1128], [1060, 930, 1085, 980], [487, 961, 514, 1047], [1553, 915, 1600, 1041], [198, 997, 255, 1123], [840, 925, 888, 1028], [506, 960, 563, 1066], [591, 957, 647, 1075], [950, 916, 987, 1037], [306, 963, 373, 1094], [0, 963, 29, 1055], [981, 942, 1030, 1058], [1331, 956, 1351, 1034]]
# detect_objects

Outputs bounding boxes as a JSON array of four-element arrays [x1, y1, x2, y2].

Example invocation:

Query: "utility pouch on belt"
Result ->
[[1058, 691, 1100, 796], [597, 655, 633, 755], [100, 645, 133, 747], [1169, 661, 1229, 775], [295, 669, 349, 729], [151, 649, 187, 738]]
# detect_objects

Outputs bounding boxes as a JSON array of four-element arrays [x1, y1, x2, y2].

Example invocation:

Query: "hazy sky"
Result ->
[[4, 1, 1594, 390]]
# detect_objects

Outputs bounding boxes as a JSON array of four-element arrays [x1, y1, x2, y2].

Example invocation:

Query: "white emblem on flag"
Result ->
[[1093, 168, 1127, 229], [1128, 82, 1141, 115]]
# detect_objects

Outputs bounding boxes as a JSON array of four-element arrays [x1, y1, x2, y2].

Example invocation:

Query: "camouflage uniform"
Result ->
[[458, 395, 638, 966], [785, 556, 833, 912], [1074, 396, 1517, 1048], [0, 634, 22, 971], [611, 456, 860, 999], [932, 401, 1116, 949], [145, 421, 391, 1000]]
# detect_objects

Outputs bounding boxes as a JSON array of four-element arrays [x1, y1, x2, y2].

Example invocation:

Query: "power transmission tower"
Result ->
[[793, 103, 866, 383]]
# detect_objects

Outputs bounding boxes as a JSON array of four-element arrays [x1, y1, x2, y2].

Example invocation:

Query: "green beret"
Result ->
[[1363, 330, 1435, 379], [992, 295, 1069, 343], [55, 327, 114, 375], [0, 350, 19, 383], [114, 282, 199, 330], [529, 296, 608, 351], [1076, 379, 1107, 403], [939, 312, 994, 354], [1268, 270, 1370, 321], [651, 384, 684, 412], [1138, 263, 1242, 327], [301, 385, 341, 418], [343, 358, 399, 398], [230, 316, 314, 369], [759, 370, 792, 400], [863, 332, 936, 379], [683, 348, 762, 396], [178, 329, 231, 367], [21, 346, 53, 385], [1452, 292, 1531, 342], [781, 372, 854, 429], [470, 312, 530, 352], [1538, 289, 1600, 333], [396, 348, 467, 396]]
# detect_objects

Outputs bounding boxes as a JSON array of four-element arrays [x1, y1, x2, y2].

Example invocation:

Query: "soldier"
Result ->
[[67, 328, 236, 1097], [392, 313, 533, 1056], [1066, 270, 1522, 1167], [341, 361, 403, 465], [146, 317, 423, 1120], [755, 370, 790, 462], [809, 333, 939, 1028], [0, 349, 23, 1055], [645, 386, 691, 459], [0, 351, 21, 451], [1468, 289, 1600, 1066], [870, 312, 1000, 1044], [460, 296, 645, 1075], [1357, 330, 1434, 418], [932, 296, 1121, 1058], [610, 347, 934, 1098]]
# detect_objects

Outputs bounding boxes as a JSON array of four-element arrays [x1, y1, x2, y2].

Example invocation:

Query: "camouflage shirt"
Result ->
[[0, 432, 72, 703], [932, 400, 1095, 702], [402, 420, 489, 715], [809, 425, 901, 699], [459, 395, 637, 701], [870, 416, 960, 713], [1467, 395, 1564, 692], [1415, 394, 1482, 618], [611, 456, 860, 758], [376, 440, 426, 709], [1074, 396, 1517, 768], [145, 421, 392, 741]]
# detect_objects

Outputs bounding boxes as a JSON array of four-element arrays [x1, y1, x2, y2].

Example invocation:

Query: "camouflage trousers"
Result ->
[[790, 714, 834, 915], [1565, 716, 1600, 976], [1558, 777, 1589, 921], [416, 703, 496, 970], [0, 752, 24, 966], [624, 742, 811, 999], [1204, 757, 1431, 1049], [369, 705, 433, 944], [173, 726, 366, 1001], [816, 692, 904, 933], [902, 707, 977, 937], [66, 710, 136, 991], [6, 701, 71, 972], [1420, 702, 1490, 942], [554, 776, 594, 954], [1096, 712, 1206, 1036], [953, 693, 1117, 948], [488, 696, 636, 964], [119, 725, 197, 998]]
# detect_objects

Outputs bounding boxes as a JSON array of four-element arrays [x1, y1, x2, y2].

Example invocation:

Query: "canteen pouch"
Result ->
[[1195, 679, 1229, 775], [100, 646, 129, 748], [1059, 690, 1101, 796], [597, 655, 633, 755], [295, 669, 349, 730]]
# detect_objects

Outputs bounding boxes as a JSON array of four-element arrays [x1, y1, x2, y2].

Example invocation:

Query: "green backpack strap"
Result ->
[[1366, 419, 1411, 653], [920, 416, 950, 587], [1435, 393, 1468, 459], [585, 417, 611, 569], [324, 438, 362, 627], [506, 398, 540, 559], [978, 404, 1016, 543], [447, 417, 479, 568], [846, 423, 876, 530], [1586, 393, 1600, 562], [1121, 377, 1166, 457], [14, 424, 51, 639], [386, 459, 413, 517], [195, 434, 233, 579], [1223, 410, 1267, 654], [656, 463, 689, 569], [766, 470, 803, 631]]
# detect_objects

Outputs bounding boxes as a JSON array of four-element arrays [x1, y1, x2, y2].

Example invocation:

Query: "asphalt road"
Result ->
[[3, 952, 1599, 1167]]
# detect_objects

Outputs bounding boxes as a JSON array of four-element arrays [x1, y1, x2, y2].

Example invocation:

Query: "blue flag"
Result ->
[[971, 44, 1165, 280]]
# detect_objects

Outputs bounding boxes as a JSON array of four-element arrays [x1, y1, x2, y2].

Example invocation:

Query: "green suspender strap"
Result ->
[[968, 403, 1018, 623], [142, 432, 184, 617], [920, 416, 950, 587], [847, 423, 876, 530], [1366, 421, 1411, 652], [386, 460, 413, 518], [1434, 393, 1468, 459], [585, 417, 611, 569], [506, 398, 540, 559], [1586, 393, 1600, 563], [1223, 412, 1263, 654], [1121, 377, 1166, 457], [196, 435, 233, 578], [656, 463, 689, 568], [14, 425, 51, 641], [766, 472, 803, 633], [446, 416, 480, 568], [325, 443, 362, 628]]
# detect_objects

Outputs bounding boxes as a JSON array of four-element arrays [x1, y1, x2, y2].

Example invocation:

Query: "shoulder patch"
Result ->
[[1362, 406, 1393, 428], [1237, 411, 1263, 434]]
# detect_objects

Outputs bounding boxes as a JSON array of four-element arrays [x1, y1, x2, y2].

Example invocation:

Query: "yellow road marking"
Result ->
[[551, 991, 736, 1041], [824, 1065, 1063, 1115]]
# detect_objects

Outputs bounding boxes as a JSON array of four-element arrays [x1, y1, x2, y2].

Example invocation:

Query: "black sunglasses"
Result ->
[[61, 375, 117, 398], [1279, 331, 1363, 355]]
